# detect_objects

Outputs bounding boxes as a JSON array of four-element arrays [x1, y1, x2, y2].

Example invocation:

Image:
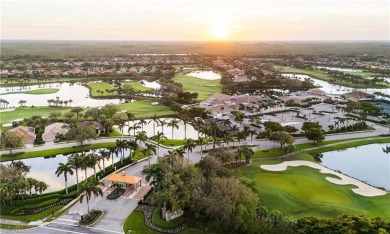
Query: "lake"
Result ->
[[0, 82, 121, 108], [321, 143, 390, 190], [282, 73, 390, 96], [1, 148, 127, 192], [186, 71, 221, 80]]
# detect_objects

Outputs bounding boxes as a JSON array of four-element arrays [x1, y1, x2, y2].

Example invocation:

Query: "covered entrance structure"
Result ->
[[104, 173, 142, 195]]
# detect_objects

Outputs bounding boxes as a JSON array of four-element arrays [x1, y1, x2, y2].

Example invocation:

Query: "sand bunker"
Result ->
[[260, 160, 387, 197]]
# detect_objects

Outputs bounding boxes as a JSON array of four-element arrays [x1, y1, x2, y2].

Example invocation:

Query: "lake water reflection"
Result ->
[[321, 143, 390, 190], [1, 82, 121, 107], [1, 148, 127, 192]]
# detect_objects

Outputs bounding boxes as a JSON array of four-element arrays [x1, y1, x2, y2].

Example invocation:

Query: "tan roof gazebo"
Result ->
[[104, 173, 142, 192]]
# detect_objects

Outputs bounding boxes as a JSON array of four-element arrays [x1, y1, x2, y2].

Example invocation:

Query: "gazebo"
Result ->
[[104, 173, 142, 191]]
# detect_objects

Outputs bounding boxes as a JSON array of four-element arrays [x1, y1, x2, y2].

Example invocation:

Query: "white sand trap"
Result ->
[[260, 160, 387, 197]]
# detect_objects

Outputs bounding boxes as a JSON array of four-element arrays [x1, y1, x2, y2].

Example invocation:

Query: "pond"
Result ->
[[316, 66, 363, 73], [0, 82, 121, 108], [186, 71, 221, 80], [123, 118, 199, 140], [320, 143, 390, 190], [282, 73, 390, 96], [1, 148, 128, 192]]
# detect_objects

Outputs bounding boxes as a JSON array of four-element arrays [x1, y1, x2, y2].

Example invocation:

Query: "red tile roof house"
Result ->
[[8, 126, 36, 144], [77, 121, 105, 135]]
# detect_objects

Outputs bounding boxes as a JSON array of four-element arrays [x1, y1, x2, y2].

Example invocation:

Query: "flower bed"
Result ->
[[79, 210, 103, 226], [107, 187, 126, 200], [14, 198, 72, 216]]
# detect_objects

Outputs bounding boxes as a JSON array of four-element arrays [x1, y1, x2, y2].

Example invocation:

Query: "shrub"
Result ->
[[107, 187, 126, 200], [79, 210, 103, 225]]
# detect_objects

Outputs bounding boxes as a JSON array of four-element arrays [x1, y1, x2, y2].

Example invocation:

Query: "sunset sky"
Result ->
[[1, 0, 389, 41]]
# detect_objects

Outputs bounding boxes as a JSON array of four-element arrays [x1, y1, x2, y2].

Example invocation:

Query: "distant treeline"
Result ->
[[1, 41, 390, 58]]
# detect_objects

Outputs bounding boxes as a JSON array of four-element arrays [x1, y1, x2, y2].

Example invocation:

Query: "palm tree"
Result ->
[[116, 139, 128, 164], [127, 140, 138, 159], [131, 122, 141, 135], [108, 147, 117, 169], [158, 119, 167, 134], [98, 149, 110, 173], [69, 154, 84, 190], [151, 131, 166, 158], [55, 162, 74, 194], [197, 136, 206, 158], [182, 116, 191, 139], [235, 145, 254, 164], [26, 178, 38, 195], [191, 118, 204, 140], [167, 119, 179, 139], [135, 131, 148, 145], [86, 153, 98, 179], [144, 143, 157, 167], [183, 138, 196, 163], [139, 118, 149, 132], [79, 178, 103, 214], [151, 114, 159, 136], [35, 181, 48, 195]]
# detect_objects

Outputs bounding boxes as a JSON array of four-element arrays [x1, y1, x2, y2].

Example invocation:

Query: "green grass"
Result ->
[[0, 142, 116, 162], [0, 224, 36, 229], [152, 207, 186, 229], [236, 160, 390, 219], [0, 205, 65, 222], [173, 73, 222, 100], [10, 198, 59, 214], [118, 100, 175, 118], [86, 82, 117, 96], [123, 211, 203, 234], [0, 107, 71, 126], [0, 88, 59, 95], [160, 139, 185, 147], [122, 81, 151, 92]]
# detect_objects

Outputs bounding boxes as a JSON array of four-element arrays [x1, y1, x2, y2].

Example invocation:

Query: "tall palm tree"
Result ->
[[108, 147, 116, 169], [135, 131, 148, 146], [183, 138, 196, 163], [182, 116, 191, 139], [167, 119, 179, 139], [191, 118, 204, 140], [144, 143, 157, 167], [197, 136, 206, 158], [79, 178, 103, 214], [116, 139, 128, 164], [151, 114, 159, 136], [98, 149, 110, 173], [55, 162, 74, 194], [158, 119, 167, 134], [86, 153, 98, 179], [69, 153, 84, 190], [127, 140, 138, 159], [151, 131, 166, 158], [138, 118, 149, 132]]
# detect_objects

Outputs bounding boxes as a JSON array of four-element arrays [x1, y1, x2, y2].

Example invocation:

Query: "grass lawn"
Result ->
[[173, 73, 222, 100], [123, 211, 203, 234], [0, 142, 116, 162], [122, 81, 151, 92], [118, 100, 175, 118], [0, 88, 60, 95], [235, 160, 390, 219], [86, 82, 117, 96], [0, 224, 36, 229], [0, 107, 72, 126], [160, 139, 185, 147], [0, 205, 65, 222]]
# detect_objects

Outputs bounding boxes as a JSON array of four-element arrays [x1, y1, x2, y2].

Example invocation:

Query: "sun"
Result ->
[[211, 28, 231, 40], [209, 18, 232, 40]]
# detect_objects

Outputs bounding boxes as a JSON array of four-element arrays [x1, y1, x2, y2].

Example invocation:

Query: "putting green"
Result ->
[[256, 171, 352, 204], [173, 73, 222, 100]]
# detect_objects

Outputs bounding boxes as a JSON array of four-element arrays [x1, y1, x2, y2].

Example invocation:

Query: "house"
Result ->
[[42, 123, 70, 142], [77, 121, 105, 135], [343, 91, 374, 102], [8, 126, 36, 144]]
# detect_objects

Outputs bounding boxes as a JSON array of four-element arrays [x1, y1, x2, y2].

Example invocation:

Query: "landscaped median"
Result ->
[[79, 209, 104, 226]]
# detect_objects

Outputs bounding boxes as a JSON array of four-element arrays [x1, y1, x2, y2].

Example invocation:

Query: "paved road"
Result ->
[[1, 123, 388, 233]]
